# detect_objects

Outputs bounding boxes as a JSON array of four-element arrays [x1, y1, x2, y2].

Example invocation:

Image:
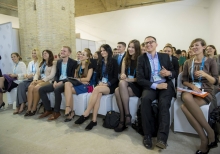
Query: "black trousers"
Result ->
[[141, 84, 174, 142], [39, 83, 64, 112]]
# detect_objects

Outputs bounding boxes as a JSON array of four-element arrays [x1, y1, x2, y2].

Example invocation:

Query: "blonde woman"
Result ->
[[24, 50, 56, 116], [13, 49, 41, 114]]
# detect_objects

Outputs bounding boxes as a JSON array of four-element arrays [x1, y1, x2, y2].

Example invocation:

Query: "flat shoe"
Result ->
[[85, 121, 97, 131]]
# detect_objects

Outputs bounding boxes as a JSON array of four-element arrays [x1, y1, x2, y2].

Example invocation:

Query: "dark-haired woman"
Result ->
[[24, 50, 56, 116], [75, 44, 118, 130], [0, 53, 26, 109], [114, 40, 141, 132], [64, 49, 94, 122], [181, 38, 218, 154]]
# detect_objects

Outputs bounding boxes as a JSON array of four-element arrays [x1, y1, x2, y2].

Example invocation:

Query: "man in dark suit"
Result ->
[[38, 46, 77, 120], [116, 42, 126, 74], [136, 36, 176, 150]]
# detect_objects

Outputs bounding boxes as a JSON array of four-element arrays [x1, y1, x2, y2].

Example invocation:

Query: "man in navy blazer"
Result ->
[[137, 36, 176, 150], [39, 46, 77, 120]]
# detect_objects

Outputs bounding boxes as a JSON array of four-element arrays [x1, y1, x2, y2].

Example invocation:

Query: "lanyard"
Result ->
[[102, 62, 108, 78], [149, 58, 161, 75], [78, 65, 82, 78], [41, 62, 46, 74], [128, 67, 135, 76], [191, 57, 205, 83], [13, 62, 19, 74], [32, 63, 36, 73]]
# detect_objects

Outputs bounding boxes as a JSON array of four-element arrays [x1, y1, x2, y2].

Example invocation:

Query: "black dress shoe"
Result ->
[[114, 121, 127, 132], [85, 121, 97, 131], [75, 115, 89, 124], [143, 135, 152, 149], [156, 140, 167, 149]]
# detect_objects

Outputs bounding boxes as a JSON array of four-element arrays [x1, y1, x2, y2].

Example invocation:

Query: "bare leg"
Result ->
[[0, 77, 5, 89], [91, 93, 102, 122], [0, 93, 3, 104], [83, 86, 110, 118], [64, 82, 76, 118]]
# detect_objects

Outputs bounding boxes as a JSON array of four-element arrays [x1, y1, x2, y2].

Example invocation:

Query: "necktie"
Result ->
[[118, 54, 122, 65]]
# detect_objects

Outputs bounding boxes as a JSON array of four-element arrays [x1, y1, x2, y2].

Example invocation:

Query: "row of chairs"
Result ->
[[6, 73, 220, 135]]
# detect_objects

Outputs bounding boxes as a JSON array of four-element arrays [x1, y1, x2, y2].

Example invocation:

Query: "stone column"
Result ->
[[18, 0, 76, 63]]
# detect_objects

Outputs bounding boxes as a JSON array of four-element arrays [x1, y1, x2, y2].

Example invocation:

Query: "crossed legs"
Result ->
[[114, 80, 135, 129], [181, 92, 215, 152]]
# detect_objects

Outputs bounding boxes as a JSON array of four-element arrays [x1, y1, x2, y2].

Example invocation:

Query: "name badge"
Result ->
[[59, 75, 66, 80], [102, 77, 108, 83], [128, 75, 134, 79], [192, 82, 202, 89], [41, 74, 45, 79], [153, 75, 162, 82]]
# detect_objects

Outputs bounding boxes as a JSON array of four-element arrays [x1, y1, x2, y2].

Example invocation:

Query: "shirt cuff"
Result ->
[[151, 83, 158, 90]]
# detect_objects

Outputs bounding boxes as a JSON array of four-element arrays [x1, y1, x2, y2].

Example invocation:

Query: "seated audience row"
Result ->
[[0, 37, 219, 153]]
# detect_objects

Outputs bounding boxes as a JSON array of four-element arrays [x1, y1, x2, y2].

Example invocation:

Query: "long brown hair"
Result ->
[[124, 39, 141, 70], [75, 48, 91, 78], [39, 50, 54, 67]]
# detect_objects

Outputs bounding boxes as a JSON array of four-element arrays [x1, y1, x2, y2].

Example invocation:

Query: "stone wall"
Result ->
[[18, 0, 76, 63]]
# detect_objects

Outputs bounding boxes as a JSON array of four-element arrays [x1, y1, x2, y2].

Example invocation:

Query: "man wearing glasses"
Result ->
[[136, 36, 177, 150]]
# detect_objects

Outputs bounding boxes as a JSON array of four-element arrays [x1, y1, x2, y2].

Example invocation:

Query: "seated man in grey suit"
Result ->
[[137, 36, 176, 150]]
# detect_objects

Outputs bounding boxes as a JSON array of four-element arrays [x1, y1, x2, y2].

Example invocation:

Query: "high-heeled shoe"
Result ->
[[64, 111, 75, 122], [64, 106, 72, 117], [29, 110, 37, 116], [0, 102, 5, 109], [125, 114, 132, 127], [114, 121, 127, 132], [18, 104, 27, 114], [24, 111, 31, 116], [208, 137, 218, 149]]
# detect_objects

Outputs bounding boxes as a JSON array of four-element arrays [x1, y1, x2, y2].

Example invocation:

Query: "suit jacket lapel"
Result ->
[[144, 54, 151, 79], [158, 53, 164, 69]]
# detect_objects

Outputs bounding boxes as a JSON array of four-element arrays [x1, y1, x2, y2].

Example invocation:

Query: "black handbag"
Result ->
[[67, 77, 83, 86], [103, 111, 120, 129]]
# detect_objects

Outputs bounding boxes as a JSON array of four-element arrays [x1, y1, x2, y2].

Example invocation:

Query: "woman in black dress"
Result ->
[[114, 39, 141, 132], [75, 44, 118, 130]]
